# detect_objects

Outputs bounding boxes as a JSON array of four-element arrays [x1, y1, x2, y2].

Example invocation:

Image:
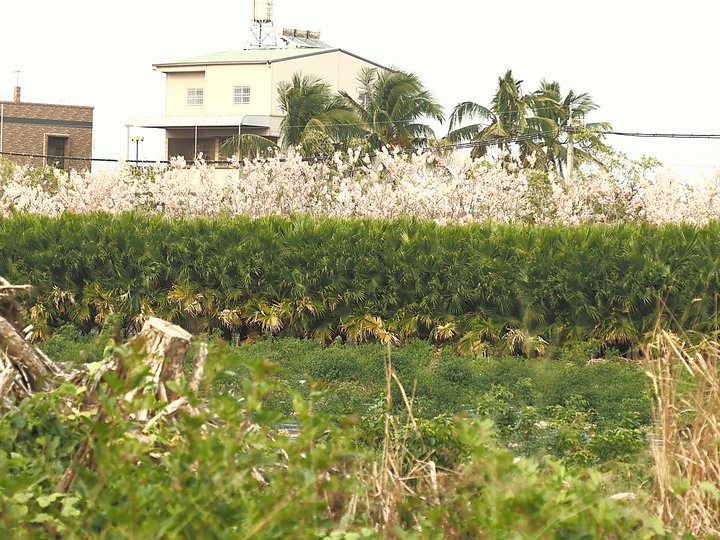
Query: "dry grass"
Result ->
[[341, 343, 450, 537], [644, 330, 720, 536]]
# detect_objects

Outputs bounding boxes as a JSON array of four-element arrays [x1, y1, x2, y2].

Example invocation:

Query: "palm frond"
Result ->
[[219, 134, 278, 160]]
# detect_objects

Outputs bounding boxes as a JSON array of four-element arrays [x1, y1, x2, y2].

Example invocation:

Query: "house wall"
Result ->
[[205, 63, 274, 116], [0, 100, 93, 171], [270, 51, 379, 116], [165, 71, 207, 116], [162, 51, 382, 120], [336, 53, 383, 97]]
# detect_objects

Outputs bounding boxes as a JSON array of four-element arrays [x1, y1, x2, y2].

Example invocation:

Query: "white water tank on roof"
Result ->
[[253, 0, 273, 23]]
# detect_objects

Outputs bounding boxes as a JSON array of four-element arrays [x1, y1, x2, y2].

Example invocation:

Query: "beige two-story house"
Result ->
[[129, 44, 387, 162]]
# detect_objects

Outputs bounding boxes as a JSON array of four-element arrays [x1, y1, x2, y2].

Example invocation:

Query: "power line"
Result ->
[[434, 129, 720, 152], [4, 128, 720, 169], [0, 149, 313, 166], [606, 131, 720, 139], [0, 150, 142, 164]]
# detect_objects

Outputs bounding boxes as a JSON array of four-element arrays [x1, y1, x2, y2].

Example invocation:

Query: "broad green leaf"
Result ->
[[31, 513, 56, 524], [700, 481, 720, 499], [37, 493, 62, 508], [12, 492, 33, 504], [61, 496, 81, 517], [6, 503, 29, 519]]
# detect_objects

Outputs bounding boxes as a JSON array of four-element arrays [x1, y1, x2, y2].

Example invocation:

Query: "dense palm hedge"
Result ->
[[2, 212, 719, 347]]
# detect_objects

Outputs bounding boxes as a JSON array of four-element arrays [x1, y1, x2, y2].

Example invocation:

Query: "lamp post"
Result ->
[[131, 136, 144, 167]]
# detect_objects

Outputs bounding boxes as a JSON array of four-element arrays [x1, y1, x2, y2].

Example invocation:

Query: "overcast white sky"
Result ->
[[2, 0, 719, 179]]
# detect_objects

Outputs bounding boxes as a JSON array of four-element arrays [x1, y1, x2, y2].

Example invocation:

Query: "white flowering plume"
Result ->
[[2, 150, 719, 225]]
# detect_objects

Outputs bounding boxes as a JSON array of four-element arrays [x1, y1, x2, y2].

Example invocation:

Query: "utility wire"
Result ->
[[3, 129, 720, 167], [0, 150, 148, 164], [434, 130, 720, 152], [606, 131, 720, 139], [0, 149, 297, 166]]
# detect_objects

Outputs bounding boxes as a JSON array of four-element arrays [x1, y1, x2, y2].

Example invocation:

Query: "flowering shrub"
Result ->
[[2, 149, 720, 224]]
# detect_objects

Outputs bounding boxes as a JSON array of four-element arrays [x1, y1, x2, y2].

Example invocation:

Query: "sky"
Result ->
[[2, 0, 719, 180]]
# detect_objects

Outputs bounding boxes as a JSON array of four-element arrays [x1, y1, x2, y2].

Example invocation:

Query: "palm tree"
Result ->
[[447, 69, 555, 164], [276, 72, 362, 155], [218, 134, 278, 161], [532, 80, 612, 178], [338, 67, 445, 151]]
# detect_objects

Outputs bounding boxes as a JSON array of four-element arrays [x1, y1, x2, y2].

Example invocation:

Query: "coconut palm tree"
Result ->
[[532, 80, 612, 178], [447, 70, 556, 165], [218, 134, 278, 161], [276, 72, 362, 156], [338, 67, 445, 151]]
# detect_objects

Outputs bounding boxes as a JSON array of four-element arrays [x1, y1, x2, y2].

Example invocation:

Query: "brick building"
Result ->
[[0, 86, 93, 171]]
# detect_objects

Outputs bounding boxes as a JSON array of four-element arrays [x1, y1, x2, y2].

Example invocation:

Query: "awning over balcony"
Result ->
[[126, 114, 272, 129]]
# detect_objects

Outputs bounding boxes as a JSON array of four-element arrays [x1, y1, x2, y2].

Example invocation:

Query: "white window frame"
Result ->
[[233, 85, 250, 105], [187, 87, 204, 107]]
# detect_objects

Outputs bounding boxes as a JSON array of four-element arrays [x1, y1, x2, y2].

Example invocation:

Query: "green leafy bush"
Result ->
[[38, 324, 109, 366], [0, 385, 86, 535], [0, 342, 671, 537], [418, 423, 667, 539], [38, 330, 653, 462], [304, 345, 377, 383], [0, 156, 14, 182], [539, 360, 653, 426]]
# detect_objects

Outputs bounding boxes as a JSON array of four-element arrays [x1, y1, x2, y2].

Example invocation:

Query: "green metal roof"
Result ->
[[154, 48, 389, 71], [154, 48, 339, 68]]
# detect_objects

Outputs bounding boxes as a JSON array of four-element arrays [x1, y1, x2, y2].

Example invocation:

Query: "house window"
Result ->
[[187, 88, 204, 106], [46, 136, 67, 169], [233, 85, 250, 105]]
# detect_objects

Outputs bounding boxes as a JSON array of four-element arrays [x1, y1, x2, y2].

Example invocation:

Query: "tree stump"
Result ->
[[0, 277, 208, 497], [0, 277, 30, 334], [125, 317, 192, 420], [0, 316, 54, 393], [0, 278, 203, 437]]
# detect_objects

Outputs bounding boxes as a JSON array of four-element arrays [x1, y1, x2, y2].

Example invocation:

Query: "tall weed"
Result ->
[[645, 330, 720, 537]]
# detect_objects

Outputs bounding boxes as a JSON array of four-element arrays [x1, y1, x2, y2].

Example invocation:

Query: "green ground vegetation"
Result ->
[[1, 337, 668, 538], [44, 330, 652, 468]]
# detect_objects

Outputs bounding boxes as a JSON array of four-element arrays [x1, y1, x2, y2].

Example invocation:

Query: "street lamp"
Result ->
[[131, 136, 144, 166]]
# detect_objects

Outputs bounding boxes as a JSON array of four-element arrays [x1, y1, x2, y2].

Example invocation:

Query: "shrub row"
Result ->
[[2, 212, 719, 348]]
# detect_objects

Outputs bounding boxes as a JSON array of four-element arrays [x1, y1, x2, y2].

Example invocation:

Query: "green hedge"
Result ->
[[2, 212, 719, 347]]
